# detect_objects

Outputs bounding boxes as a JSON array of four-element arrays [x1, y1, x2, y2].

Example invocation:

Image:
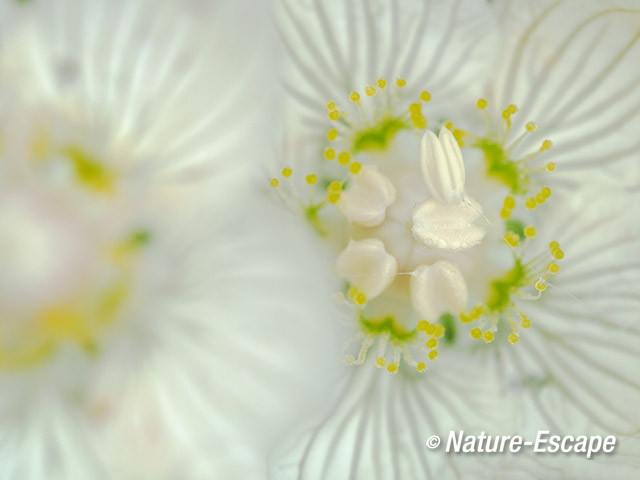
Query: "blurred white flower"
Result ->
[[0, 0, 336, 478], [268, 0, 640, 478]]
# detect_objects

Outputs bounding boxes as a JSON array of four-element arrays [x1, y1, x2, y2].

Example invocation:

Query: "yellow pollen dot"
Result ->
[[470, 327, 482, 339], [282, 168, 292, 177], [476, 98, 487, 110], [433, 324, 445, 338], [546, 162, 556, 172], [549, 262, 560, 274], [326, 101, 336, 111], [508, 333, 519, 344], [305, 174, 317, 185], [425, 323, 436, 336], [507, 104, 517, 114], [324, 148, 336, 160], [502, 109, 511, 119], [411, 114, 427, 129], [350, 91, 361, 102], [328, 181, 342, 193], [327, 129, 338, 141], [460, 312, 471, 323], [328, 110, 340, 121], [376, 78, 387, 88], [355, 292, 367, 305], [500, 208, 512, 220], [328, 193, 341, 204], [524, 225, 537, 238], [504, 232, 520, 247], [443, 121, 454, 130], [482, 331, 494, 343], [525, 198, 537, 210], [409, 103, 422, 114], [541, 187, 552, 198], [387, 363, 399, 373], [347, 286, 358, 300], [520, 314, 531, 329], [536, 193, 546, 204], [376, 357, 387, 368], [541, 139, 553, 150], [364, 85, 376, 96], [270, 178, 279, 188], [396, 78, 406, 87], [426, 338, 438, 349], [535, 279, 547, 291], [526, 121, 538, 132], [549, 241, 559, 250], [504, 196, 516, 209], [420, 91, 431, 102], [416, 361, 426, 372], [417, 320, 429, 331], [428, 350, 438, 360], [553, 249, 564, 260], [349, 162, 362, 174], [338, 151, 351, 165]]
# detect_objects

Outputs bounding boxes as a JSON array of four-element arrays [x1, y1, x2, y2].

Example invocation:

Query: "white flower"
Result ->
[[268, 0, 640, 478]]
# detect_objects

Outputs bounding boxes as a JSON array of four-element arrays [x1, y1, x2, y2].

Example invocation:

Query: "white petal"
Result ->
[[337, 165, 396, 227], [420, 127, 465, 204], [410, 261, 468, 322], [335, 238, 397, 299], [411, 198, 486, 250]]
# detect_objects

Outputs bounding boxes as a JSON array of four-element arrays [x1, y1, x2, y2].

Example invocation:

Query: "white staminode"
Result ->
[[410, 261, 469, 322], [335, 238, 398, 300], [338, 165, 396, 227], [412, 127, 486, 250]]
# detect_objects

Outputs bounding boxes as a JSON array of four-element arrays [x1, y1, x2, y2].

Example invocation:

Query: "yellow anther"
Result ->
[[409, 103, 422, 114], [501, 109, 511, 119], [476, 98, 488, 110], [426, 338, 438, 349], [549, 262, 560, 274], [460, 312, 471, 323], [411, 114, 427, 129], [420, 91, 431, 102], [355, 292, 367, 305], [507, 104, 517, 114], [328, 193, 341, 204], [328, 110, 340, 121], [525, 197, 537, 210], [349, 162, 362, 174], [520, 314, 531, 329], [348, 285, 359, 300], [541, 187, 551, 198], [326, 101, 336, 111], [327, 129, 338, 141], [526, 121, 538, 132], [350, 91, 361, 102], [443, 121, 454, 131], [416, 361, 426, 372], [553, 249, 564, 260], [324, 148, 336, 161], [328, 181, 342, 193], [482, 331, 494, 343], [524, 226, 537, 238], [282, 167, 292, 177], [343, 354, 355, 365], [433, 324, 445, 338], [364, 85, 376, 96], [425, 323, 436, 336], [270, 178, 279, 188], [470, 327, 482, 339], [305, 174, 318, 185], [549, 241, 559, 251], [396, 78, 406, 87], [500, 208, 512, 220], [504, 232, 520, 247], [541, 139, 553, 150], [428, 350, 438, 360], [503, 196, 516, 209], [338, 151, 351, 165], [471, 305, 485, 318], [417, 320, 429, 331], [376, 78, 387, 88], [508, 333, 519, 344], [535, 192, 546, 204], [535, 279, 547, 292], [546, 162, 556, 172], [387, 363, 399, 373], [376, 357, 387, 368]]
